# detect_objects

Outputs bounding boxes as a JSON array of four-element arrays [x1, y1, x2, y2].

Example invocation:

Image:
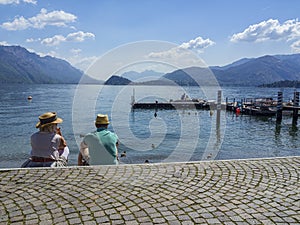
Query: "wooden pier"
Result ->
[[132, 100, 212, 110], [131, 91, 300, 124], [132, 99, 299, 116]]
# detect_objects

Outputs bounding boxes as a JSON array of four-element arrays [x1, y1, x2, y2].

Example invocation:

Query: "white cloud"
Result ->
[[65, 31, 95, 42], [0, 0, 36, 4], [26, 37, 40, 43], [68, 48, 96, 71], [1, 16, 31, 30], [148, 36, 215, 60], [23, 0, 36, 4], [230, 18, 300, 43], [70, 48, 82, 55], [40, 50, 58, 58], [0, 41, 10, 46], [41, 35, 65, 46], [178, 36, 215, 52], [146, 37, 213, 68], [29, 8, 76, 29], [41, 31, 95, 46], [1, 8, 76, 30], [0, 0, 19, 4], [70, 56, 98, 71], [31, 49, 60, 58], [291, 40, 300, 52]]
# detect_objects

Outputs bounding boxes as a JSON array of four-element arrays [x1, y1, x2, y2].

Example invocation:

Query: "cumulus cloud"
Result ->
[[0, 41, 10, 46], [148, 36, 215, 59], [230, 18, 300, 43], [70, 56, 98, 71], [26, 37, 41, 43], [65, 31, 95, 42], [41, 31, 95, 46], [0, 0, 18, 4], [178, 36, 215, 51], [29, 8, 76, 29], [1, 8, 76, 30], [41, 35, 65, 46], [1, 16, 31, 30], [0, 0, 36, 4], [291, 40, 300, 52], [70, 48, 82, 55], [146, 37, 214, 68], [23, 0, 36, 4]]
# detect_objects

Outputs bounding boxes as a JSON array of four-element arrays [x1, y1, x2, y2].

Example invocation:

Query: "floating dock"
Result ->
[[132, 100, 213, 110], [131, 90, 299, 125], [132, 100, 299, 115], [132, 94, 299, 115]]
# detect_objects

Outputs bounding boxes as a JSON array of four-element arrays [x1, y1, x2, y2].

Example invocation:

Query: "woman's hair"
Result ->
[[40, 123, 57, 132]]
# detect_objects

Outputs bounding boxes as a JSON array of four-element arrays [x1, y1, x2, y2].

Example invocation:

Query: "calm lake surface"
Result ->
[[0, 84, 299, 168]]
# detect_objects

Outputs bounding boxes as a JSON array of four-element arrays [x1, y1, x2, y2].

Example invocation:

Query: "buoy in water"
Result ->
[[27, 96, 32, 100]]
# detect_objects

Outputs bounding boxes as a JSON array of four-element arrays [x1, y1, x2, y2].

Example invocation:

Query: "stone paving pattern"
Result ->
[[0, 156, 299, 225]]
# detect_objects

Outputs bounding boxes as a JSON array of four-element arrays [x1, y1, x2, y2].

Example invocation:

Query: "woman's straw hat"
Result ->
[[95, 114, 110, 125], [36, 112, 63, 128]]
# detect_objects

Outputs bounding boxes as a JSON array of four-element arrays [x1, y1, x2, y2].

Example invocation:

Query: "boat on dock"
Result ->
[[242, 105, 277, 116], [241, 97, 277, 116]]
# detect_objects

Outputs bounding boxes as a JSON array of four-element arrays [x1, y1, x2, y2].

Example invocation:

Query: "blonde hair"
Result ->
[[40, 123, 57, 132]]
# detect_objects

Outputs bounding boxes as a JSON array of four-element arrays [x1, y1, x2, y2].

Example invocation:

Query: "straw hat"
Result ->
[[36, 112, 63, 128], [95, 114, 110, 125]]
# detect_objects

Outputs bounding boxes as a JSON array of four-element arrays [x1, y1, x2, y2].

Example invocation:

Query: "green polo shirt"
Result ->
[[83, 128, 118, 165]]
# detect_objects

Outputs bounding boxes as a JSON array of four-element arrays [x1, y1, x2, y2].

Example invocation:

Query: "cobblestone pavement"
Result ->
[[0, 156, 299, 225]]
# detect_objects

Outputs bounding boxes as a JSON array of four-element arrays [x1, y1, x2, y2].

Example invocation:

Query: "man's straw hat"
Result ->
[[95, 114, 110, 125]]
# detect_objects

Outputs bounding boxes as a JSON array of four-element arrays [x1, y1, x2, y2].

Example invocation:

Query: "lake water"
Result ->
[[0, 84, 299, 168]]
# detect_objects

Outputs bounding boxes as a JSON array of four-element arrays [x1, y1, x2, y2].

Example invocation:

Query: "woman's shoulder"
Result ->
[[31, 131, 55, 137]]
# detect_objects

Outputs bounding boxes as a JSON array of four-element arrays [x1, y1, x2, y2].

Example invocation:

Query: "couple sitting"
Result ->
[[22, 112, 118, 168]]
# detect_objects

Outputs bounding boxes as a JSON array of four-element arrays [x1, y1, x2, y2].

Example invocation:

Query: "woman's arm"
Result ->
[[57, 127, 67, 149]]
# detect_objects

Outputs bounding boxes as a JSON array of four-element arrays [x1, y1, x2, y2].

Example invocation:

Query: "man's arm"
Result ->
[[78, 152, 84, 166]]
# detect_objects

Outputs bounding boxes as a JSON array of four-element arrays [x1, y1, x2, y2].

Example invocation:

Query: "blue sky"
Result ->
[[1, 0, 300, 73]]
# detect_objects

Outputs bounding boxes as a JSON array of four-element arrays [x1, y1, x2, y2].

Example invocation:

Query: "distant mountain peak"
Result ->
[[104, 75, 132, 85]]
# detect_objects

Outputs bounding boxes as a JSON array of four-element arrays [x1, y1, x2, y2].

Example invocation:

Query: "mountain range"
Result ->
[[124, 54, 300, 87], [1, 45, 300, 86], [212, 54, 300, 86], [0, 45, 83, 84]]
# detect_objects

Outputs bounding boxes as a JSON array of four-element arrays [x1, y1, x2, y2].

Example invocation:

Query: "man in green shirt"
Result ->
[[78, 114, 119, 165]]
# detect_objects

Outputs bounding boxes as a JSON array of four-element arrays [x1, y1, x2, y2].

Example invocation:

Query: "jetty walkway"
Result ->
[[0, 157, 299, 224]]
